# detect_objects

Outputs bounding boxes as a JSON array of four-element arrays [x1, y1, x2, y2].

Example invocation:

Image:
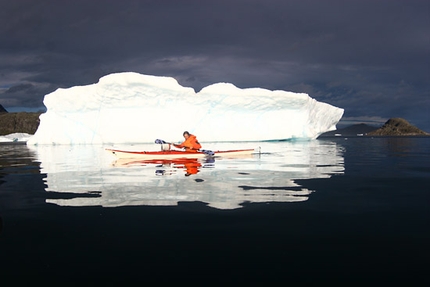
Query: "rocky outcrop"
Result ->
[[0, 104, 8, 114], [0, 112, 42, 135], [367, 118, 429, 136]]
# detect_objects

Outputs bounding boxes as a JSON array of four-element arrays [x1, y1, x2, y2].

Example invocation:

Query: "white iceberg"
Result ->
[[27, 72, 343, 145]]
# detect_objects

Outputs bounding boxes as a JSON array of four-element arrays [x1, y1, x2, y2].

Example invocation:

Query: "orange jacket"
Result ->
[[175, 134, 202, 150]]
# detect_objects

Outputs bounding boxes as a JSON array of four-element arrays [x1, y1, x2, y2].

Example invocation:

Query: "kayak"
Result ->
[[106, 148, 256, 160], [112, 157, 203, 166]]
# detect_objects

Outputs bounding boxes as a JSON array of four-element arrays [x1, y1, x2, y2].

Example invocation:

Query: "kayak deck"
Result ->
[[106, 148, 256, 159]]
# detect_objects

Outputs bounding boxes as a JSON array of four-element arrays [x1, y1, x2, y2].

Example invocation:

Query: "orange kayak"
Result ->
[[106, 148, 256, 159]]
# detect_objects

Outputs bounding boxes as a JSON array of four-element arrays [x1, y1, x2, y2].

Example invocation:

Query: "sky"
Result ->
[[1, 0, 429, 131]]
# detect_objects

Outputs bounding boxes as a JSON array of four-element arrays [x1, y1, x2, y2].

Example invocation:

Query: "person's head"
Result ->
[[183, 131, 190, 139]]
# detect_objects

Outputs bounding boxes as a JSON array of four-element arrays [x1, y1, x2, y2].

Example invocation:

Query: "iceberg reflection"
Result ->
[[29, 141, 344, 209]]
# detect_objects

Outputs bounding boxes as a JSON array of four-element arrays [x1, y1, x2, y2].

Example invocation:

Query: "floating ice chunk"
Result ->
[[0, 133, 33, 143]]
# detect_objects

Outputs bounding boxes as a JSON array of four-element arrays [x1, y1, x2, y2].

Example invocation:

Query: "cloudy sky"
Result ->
[[1, 0, 429, 130]]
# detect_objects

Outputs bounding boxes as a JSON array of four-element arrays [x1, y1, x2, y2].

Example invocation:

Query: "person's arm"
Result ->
[[175, 138, 195, 150], [173, 141, 186, 149]]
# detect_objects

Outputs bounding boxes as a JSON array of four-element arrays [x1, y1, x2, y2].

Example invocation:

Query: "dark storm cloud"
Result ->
[[0, 0, 429, 129]]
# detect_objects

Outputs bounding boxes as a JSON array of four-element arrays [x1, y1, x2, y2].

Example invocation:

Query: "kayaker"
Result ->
[[173, 131, 202, 151]]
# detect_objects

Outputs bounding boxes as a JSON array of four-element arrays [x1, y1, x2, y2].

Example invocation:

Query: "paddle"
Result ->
[[155, 139, 169, 145], [155, 139, 214, 156]]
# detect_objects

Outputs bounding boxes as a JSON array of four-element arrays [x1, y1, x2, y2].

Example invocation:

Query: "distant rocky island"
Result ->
[[367, 118, 429, 136], [319, 118, 429, 137], [0, 105, 41, 135], [319, 123, 377, 137]]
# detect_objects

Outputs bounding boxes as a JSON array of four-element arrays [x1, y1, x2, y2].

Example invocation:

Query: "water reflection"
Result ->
[[27, 141, 344, 209], [112, 157, 214, 176]]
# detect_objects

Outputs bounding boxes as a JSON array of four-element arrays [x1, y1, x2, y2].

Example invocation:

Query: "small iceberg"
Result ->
[[0, 133, 33, 143]]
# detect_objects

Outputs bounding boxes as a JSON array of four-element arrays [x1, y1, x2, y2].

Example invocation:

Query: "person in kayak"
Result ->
[[173, 131, 202, 151]]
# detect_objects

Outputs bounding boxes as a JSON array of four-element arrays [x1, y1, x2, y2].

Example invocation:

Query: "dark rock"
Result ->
[[367, 118, 429, 136], [0, 112, 42, 135], [0, 104, 8, 114]]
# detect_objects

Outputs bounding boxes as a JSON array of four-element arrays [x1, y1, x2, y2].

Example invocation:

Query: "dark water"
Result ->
[[0, 137, 429, 284]]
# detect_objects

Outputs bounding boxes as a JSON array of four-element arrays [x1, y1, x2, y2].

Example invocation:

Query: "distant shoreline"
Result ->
[[0, 141, 27, 145], [319, 135, 430, 138]]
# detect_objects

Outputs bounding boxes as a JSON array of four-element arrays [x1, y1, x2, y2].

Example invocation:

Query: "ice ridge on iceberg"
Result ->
[[27, 72, 344, 145]]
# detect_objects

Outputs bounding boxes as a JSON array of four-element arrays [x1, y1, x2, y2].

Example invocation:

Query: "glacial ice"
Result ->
[[27, 72, 344, 145]]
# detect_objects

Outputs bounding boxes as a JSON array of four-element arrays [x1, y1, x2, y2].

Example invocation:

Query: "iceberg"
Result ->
[[27, 72, 344, 145]]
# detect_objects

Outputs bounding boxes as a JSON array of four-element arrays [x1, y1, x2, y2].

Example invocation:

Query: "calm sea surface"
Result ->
[[0, 137, 429, 284]]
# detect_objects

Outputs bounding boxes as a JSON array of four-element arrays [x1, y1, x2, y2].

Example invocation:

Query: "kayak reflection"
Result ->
[[112, 157, 215, 176], [157, 158, 202, 176]]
